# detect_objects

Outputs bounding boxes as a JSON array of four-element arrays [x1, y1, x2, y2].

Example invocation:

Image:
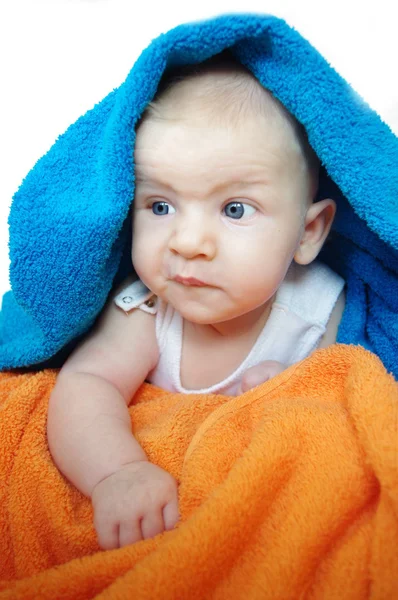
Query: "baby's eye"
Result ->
[[151, 201, 175, 216], [223, 201, 256, 220]]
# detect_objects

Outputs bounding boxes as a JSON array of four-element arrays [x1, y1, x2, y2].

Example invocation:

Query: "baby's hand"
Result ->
[[91, 461, 179, 550], [238, 360, 286, 394]]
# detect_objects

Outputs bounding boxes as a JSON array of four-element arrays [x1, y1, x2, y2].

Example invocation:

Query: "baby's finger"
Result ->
[[240, 368, 270, 393], [95, 520, 120, 551], [235, 383, 243, 396], [163, 499, 179, 531], [118, 519, 143, 548], [141, 509, 165, 540]]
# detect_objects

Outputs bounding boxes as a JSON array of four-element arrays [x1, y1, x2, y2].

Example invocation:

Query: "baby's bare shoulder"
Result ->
[[318, 289, 346, 349], [95, 277, 156, 342], [61, 277, 159, 400], [96, 275, 154, 333]]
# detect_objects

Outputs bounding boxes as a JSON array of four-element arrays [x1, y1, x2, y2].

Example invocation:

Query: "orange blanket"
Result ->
[[0, 344, 397, 599]]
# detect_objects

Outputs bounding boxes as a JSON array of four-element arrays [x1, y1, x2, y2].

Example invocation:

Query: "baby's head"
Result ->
[[140, 55, 320, 209], [132, 55, 336, 326]]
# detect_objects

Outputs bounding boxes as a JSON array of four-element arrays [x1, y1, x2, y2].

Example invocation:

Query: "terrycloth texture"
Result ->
[[0, 345, 397, 599], [0, 14, 397, 375]]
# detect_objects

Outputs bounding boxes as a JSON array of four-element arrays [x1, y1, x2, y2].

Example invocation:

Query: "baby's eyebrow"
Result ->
[[134, 172, 267, 193], [134, 174, 175, 191], [134, 171, 147, 184]]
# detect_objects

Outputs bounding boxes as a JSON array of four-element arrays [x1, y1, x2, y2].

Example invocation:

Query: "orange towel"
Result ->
[[0, 344, 397, 599]]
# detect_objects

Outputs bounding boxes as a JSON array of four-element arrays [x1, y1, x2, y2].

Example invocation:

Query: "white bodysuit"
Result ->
[[115, 261, 345, 396]]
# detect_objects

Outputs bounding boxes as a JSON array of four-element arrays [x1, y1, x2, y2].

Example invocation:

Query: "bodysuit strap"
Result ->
[[114, 279, 157, 315]]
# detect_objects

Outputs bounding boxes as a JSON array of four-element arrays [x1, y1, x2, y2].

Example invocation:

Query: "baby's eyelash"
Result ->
[[222, 201, 257, 220], [141, 198, 258, 221], [151, 200, 175, 216]]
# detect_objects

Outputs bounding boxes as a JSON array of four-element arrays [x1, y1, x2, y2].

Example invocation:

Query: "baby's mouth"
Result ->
[[173, 275, 208, 287]]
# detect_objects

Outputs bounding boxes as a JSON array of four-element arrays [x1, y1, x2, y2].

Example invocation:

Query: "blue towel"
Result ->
[[1, 14, 397, 377]]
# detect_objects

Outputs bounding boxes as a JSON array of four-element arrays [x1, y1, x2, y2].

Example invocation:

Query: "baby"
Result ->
[[47, 57, 345, 551]]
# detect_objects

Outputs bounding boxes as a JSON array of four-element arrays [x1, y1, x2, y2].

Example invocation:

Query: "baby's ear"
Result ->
[[294, 199, 336, 265]]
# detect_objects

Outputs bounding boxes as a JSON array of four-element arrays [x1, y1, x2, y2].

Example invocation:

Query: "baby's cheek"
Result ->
[[132, 239, 161, 291], [131, 235, 148, 276], [132, 247, 149, 277]]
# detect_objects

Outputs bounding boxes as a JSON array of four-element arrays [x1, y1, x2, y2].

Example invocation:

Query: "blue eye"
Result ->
[[223, 202, 256, 220], [151, 201, 175, 216]]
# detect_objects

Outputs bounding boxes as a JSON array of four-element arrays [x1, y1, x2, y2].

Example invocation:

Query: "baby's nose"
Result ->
[[168, 220, 216, 260]]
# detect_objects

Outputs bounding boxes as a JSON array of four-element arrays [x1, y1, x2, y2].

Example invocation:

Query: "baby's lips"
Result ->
[[174, 275, 208, 287]]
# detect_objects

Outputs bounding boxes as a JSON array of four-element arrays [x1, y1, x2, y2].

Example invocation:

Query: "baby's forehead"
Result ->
[[140, 68, 308, 164], [149, 69, 288, 127], [137, 64, 320, 199]]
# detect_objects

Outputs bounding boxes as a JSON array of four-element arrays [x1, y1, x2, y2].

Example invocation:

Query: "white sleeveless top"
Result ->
[[115, 261, 344, 396]]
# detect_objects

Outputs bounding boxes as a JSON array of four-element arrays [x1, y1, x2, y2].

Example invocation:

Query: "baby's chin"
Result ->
[[157, 290, 224, 324], [169, 297, 248, 327], [166, 299, 221, 324], [150, 278, 256, 325]]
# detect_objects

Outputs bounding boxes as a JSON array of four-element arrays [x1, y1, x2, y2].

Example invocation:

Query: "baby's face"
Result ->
[[132, 113, 311, 326]]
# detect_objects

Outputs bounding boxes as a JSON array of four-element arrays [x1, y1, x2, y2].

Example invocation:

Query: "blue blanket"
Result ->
[[1, 14, 397, 377]]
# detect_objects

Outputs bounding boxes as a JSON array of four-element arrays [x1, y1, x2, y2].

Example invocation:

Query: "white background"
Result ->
[[1, 0, 397, 301]]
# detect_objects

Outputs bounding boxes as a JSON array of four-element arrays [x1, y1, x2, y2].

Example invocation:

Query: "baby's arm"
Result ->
[[47, 286, 178, 548], [317, 289, 345, 349]]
